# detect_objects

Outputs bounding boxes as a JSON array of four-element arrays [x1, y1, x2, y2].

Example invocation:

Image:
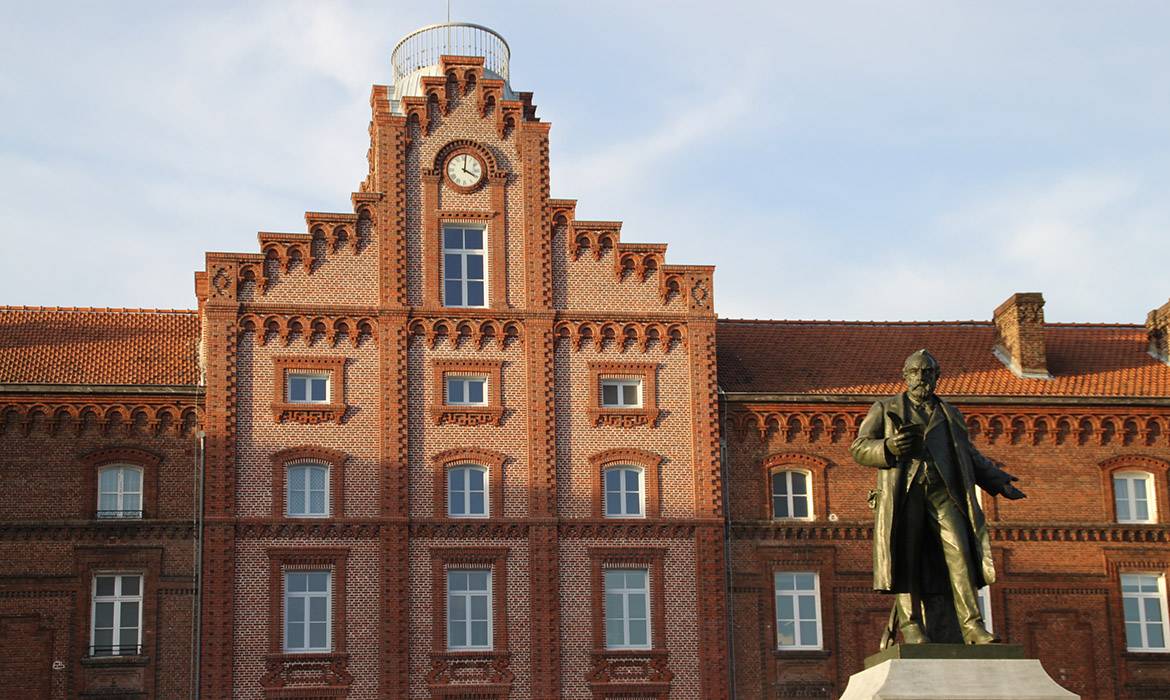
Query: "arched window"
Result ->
[[771, 469, 812, 520], [448, 465, 489, 518], [603, 466, 644, 518], [287, 463, 329, 518], [1114, 471, 1157, 523], [97, 465, 143, 519]]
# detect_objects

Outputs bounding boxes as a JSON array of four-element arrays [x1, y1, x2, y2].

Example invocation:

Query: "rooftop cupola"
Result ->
[[390, 22, 515, 112]]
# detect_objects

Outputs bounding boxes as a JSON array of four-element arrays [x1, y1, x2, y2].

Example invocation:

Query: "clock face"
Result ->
[[446, 153, 484, 189]]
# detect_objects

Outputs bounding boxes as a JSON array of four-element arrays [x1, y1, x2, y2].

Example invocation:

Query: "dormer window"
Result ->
[[443, 225, 486, 308]]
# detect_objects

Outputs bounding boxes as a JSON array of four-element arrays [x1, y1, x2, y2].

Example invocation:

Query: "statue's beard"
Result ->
[[908, 382, 935, 402]]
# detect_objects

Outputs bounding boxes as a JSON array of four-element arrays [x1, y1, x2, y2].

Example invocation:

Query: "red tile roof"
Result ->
[[0, 307, 200, 386], [716, 319, 1170, 398]]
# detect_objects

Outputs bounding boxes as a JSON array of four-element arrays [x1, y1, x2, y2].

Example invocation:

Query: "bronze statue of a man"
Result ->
[[851, 349, 1026, 645]]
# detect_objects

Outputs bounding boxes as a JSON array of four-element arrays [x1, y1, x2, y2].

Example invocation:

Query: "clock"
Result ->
[[445, 153, 485, 190]]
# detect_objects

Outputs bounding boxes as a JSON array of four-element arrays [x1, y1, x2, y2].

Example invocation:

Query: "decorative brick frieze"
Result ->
[[306, 211, 362, 254], [554, 320, 687, 353], [586, 361, 660, 428], [239, 314, 376, 348], [408, 317, 524, 350], [260, 232, 316, 275], [430, 360, 506, 427], [271, 356, 348, 424], [0, 397, 200, 437], [615, 242, 667, 283]]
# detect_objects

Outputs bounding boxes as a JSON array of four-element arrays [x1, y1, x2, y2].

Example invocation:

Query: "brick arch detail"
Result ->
[[589, 448, 663, 519], [78, 447, 163, 519], [433, 448, 508, 519], [761, 452, 832, 522], [432, 139, 502, 179], [1098, 454, 1170, 524], [270, 446, 348, 519]]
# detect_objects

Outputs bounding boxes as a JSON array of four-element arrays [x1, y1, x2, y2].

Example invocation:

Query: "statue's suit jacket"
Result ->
[[850, 392, 1014, 593]]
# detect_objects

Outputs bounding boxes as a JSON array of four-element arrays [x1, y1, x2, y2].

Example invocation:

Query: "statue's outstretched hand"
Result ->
[[999, 474, 1026, 500], [885, 431, 916, 457]]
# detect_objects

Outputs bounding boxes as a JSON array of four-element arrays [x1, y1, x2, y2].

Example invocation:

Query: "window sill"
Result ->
[[589, 407, 660, 428], [773, 648, 831, 660], [272, 402, 346, 425], [81, 654, 149, 667], [1124, 650, 1170, 657], [431, 405, 503, 427]]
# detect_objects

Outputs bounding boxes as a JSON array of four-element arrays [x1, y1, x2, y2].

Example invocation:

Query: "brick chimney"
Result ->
[[992, 292, 1051, 379], [1147, 298, 1170, 364]]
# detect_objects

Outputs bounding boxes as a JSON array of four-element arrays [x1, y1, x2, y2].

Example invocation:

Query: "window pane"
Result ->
[[791, 472, 807, 495], [444, 281, 462, 306], [469, 491, 485, 515], [307, 572, 329, 592], [93, 628, 113, 654], [449, 619, 465, 647], [1145, 597, 1164, 623], [470, 595, 488, 620], [774, 495, 789, 518], [309, 596, 327, 623], [1142, 577, 1160, 593], [606, 492, 621, 515], [1134, 478, 1147, 499], [800, 620, 819, 646], [119, 601, 139, 627], [123, 469, 141, 491], [794, 573, 816, 590], [99, 493, 119, 512], [449, 571, 467, 592], [287, 621, 304, 650], [122, 493, 141, 512], [626, 492, 640, 516], [627, 570, 647, 589], [121, 576, 139, 596], [1149, 623, 1166, 648], [447, 378, 465, 403], [778, 620, 795, 646], [94, 601, 114, 627], [605, 469, 621, 491], [309, 622, 327, 649], [469, 468, 485, 491], [798, 594, 816, 619], [471, 620, 489, 647], [777, 595, 794, 620], [310, 489, 325, 514], [466, 254, 484, 280], [1136, 501, 1150, 522], [622, 383, 639, 406], [604, 570, 623, 590], [287, 597, 304, 623], [1124, 596, 1139, 623], [606, 617, 624, 647], [628, 592, 646, 619], [444, 228, 462, 249], [99, 469, 119, 491], [467, 380, 484, 404], [444, 254, 462, 278], [450, 468, 465, 493], [602, 384, 618, 406], [468, 571, 489, 590], [287, 573, 307, 593], [464, 229, 483, 249], [793, 496, 809, 518], [449, 594, 466, 621], [289, 377, 306, 402], [625, 469, 639, 491], [289, 488, 305, 515], [628, 618, 648, 646], [773, 473, 788, 496], [309, 467, 325, 490], [466, 281, 484, 307], [310, 378, 327, 402], [775, 573, 794, 591], [1126, 622, 1143, 647], [1121, 575, 1140, 592], [96, 576, 116, 597]]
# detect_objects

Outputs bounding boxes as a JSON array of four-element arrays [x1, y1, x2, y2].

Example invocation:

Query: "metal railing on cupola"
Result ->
[[391, 22, 511, 84]]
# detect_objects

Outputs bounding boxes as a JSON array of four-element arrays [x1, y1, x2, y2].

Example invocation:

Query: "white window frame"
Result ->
[[442, 224, 488, 308], [445, 375, 488, 407], [448, 464, 489, 518], [604, 568, 651, 650], [771, 469, 813, 520], [600, 377, 643, 408], [1114, 471, 1157, 524], [774, 571, 823, 650], [284, 570, 332, 653], [603, 466, 645, 518], [1122, 573, 1170, 652], [977, 586, 994, 633], [286, 463, 330, 518], [90, 573, 143, 657], [287, 372, 330, 404], [96, 465, 143, 519], [447, 568, 493, 651]]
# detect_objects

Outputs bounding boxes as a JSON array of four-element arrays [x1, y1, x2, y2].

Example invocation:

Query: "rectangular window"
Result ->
[[287, 373, 329, 404], [442, 226, 486, 308], [446, 376, 487, 406], [90, 574, 142, 656], [604, 569, 650, 649], [775, 571, 822, 649], [600, 378, 642, 408], [284, 571, 331, 653], [1115, 472, 1157, 523], [1122, 573, 1169, 651], [977, 586, 993, 633], [447, 569, 492, 650]]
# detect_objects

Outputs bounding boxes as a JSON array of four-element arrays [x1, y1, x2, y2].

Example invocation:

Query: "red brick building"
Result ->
[[1, 22, 1168, 700]]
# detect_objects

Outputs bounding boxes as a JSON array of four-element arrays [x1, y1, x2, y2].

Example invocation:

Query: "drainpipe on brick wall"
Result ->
[[718, 389, 738, 699], [191, 431, 205, 700]]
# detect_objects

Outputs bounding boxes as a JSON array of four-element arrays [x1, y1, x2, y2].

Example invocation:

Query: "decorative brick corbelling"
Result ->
[[0, 398, 200, 438], [554, 319, 687, 353], [589, 448, 663, 519], [586, 361, 660, 428], [408, 317, 524, 350], [239, 314, 376, 349], [432, 448, 508, 519]]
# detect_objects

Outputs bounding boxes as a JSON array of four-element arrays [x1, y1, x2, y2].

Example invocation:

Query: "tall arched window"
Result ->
[[448, 465, 489, 518], [603, 466, 644, 518], [771, 469, 812, 520], [287, 463, 329, 518], [97, 465, 143, 519]]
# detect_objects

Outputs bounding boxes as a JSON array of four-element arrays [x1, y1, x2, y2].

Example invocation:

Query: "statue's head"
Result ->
[[902, 349, 940, 403]]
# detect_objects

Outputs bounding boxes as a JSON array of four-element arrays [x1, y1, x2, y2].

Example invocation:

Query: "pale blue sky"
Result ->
[[1, 1, 1167, 322]]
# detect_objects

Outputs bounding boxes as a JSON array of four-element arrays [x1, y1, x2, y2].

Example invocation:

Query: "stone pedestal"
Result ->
[[839, 644, 1078, 700]]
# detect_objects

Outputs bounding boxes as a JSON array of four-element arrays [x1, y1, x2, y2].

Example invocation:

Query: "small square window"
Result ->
[[288, 373, 329, 404], [601, 378, 642, 408], [446, 376, 488, 406]]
